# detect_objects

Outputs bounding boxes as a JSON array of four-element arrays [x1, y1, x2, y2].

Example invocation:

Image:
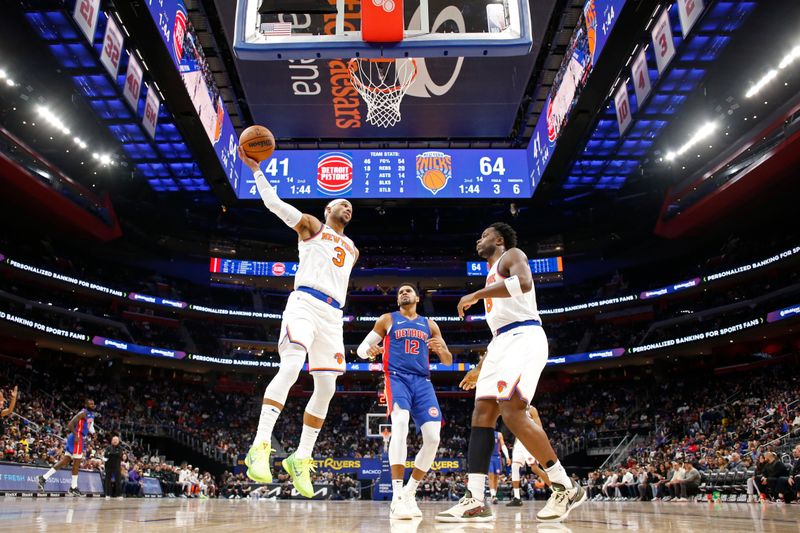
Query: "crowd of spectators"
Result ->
[[582, 361, 800, 503], [2, 350, 799, 502]]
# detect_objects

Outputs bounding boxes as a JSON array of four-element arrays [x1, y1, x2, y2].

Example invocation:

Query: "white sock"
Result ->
[[467, 473, 487, 502], [294, 425, 321, 459], [392, 479, 404, 499], [490, 488, 497, 498], [544, 460, 572, 489], [514, 487, 521, 499], [71, 475, 78, 489], [43, 468, 57, 480], [254, 404, 281, 445], [405, 477, 420, 495]]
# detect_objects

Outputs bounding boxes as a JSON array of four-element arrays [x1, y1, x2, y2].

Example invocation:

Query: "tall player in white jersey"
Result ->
[[239, 147, 358, 498], [437, 223, 586, 524]]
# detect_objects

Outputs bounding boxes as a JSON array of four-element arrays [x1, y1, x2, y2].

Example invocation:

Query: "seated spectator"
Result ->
[[665, 462, 685, 501], [760, 452, 790, 502], [126, 464, 144, 497], [788, 444, 800, 503], [636, 467, 651, 501], [679, 461, 701, 501], [623, 468, 638, 499], [602, 470, 617, 499]]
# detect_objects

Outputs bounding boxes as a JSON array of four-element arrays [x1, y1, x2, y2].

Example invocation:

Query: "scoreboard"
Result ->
[[237, 149, 531, 200], [467, 257, 563, 277], [210, 258, 298, 277]]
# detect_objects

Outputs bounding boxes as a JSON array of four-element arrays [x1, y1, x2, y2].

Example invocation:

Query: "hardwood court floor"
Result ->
[[0, 498, 798, 532]]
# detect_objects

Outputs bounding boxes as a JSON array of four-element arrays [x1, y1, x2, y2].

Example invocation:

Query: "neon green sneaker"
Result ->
[[282, 453, 316, 498], [244, 441, 273, 483]]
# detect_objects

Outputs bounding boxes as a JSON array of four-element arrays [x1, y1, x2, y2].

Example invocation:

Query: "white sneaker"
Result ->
[[390, 495, 415, 520], [435, 491, 493, 523], [403, 492, 423, 518], [537, 483, 587, 523]]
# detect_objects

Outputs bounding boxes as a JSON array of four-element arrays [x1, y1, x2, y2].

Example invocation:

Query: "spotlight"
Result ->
[[779, 45, 800, 69], [662, 122, 717, 162], [745, 69, 778, 98]]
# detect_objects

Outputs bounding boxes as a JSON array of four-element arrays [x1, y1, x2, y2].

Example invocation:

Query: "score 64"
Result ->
[[479, 157, 506, 176]]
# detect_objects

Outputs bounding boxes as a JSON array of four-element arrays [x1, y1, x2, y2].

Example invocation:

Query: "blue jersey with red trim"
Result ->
[[384, 312, 431, 377], [495, 431, 502, 456], [75, 409, 94, 437]]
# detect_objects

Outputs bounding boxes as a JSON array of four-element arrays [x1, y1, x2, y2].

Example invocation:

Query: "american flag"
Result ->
[[261, 22, 293, 36]]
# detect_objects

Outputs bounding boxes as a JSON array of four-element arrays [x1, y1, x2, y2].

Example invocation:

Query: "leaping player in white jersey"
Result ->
[[436, 222, 586, 523], [239, 147, 358, 498]]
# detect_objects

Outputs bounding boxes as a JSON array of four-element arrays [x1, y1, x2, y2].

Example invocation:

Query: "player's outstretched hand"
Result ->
[[457, 293, 480, 318], [238, 146, 261, 172], [459, 368, 480, 390], [10, 386, 17, 400]]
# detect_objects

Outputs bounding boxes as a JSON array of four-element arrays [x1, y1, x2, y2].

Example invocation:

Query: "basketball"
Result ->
[[422, 169, 448, 191], [239, 125, 275, 162]]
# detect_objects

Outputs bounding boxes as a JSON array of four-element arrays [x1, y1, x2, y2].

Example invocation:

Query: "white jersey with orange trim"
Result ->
[[484, 250, 541, 334], [295, 223, 357, 306]]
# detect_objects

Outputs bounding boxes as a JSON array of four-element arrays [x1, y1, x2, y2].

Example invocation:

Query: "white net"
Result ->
[[348, 58, 417, 128]]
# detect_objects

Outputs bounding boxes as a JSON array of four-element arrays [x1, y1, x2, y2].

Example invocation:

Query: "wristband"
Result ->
[[504, 275, 524, 297]]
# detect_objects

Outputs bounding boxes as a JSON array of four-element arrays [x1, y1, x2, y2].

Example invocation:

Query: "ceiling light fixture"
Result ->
[[664, 121, 717, 162]]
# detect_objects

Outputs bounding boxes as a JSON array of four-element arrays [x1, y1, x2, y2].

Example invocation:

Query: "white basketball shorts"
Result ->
[[475, 324, 548, 404], [512, 439, 537, 466], [280, 290, 345, 374]]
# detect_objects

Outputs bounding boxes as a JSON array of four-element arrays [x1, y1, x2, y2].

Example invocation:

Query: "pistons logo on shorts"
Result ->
[[334, 353, 344, 364], [428, 407, 439, 418], [497, 380, 508, 393]]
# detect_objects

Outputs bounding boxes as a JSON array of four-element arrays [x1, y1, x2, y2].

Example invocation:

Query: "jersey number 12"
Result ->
[[405, 339, 420, 355]]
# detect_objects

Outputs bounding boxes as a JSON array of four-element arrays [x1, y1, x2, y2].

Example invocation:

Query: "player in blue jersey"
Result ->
[[38, 399, 96, 496], [488, 430, 510, 504], [357, 284, 453, 520]]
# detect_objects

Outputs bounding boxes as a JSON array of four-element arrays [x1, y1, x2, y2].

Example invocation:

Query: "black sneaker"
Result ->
[[37, 476, 46, 491], [69, 487, 82, 497], [506, 497, 523, 507]]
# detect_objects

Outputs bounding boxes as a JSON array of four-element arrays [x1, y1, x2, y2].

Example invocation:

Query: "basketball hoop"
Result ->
[[348, 58, 417, 128]]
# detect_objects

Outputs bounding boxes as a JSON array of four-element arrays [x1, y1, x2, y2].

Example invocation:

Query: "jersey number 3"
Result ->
[[332, 246, 346, 267], [404, 339, 420, 355]]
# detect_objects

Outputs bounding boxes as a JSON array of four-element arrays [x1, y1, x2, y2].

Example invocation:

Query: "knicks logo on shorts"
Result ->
[[497, 380, 508, 393], [334, 353, 344, 364], [428, 407, 439, 418]]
